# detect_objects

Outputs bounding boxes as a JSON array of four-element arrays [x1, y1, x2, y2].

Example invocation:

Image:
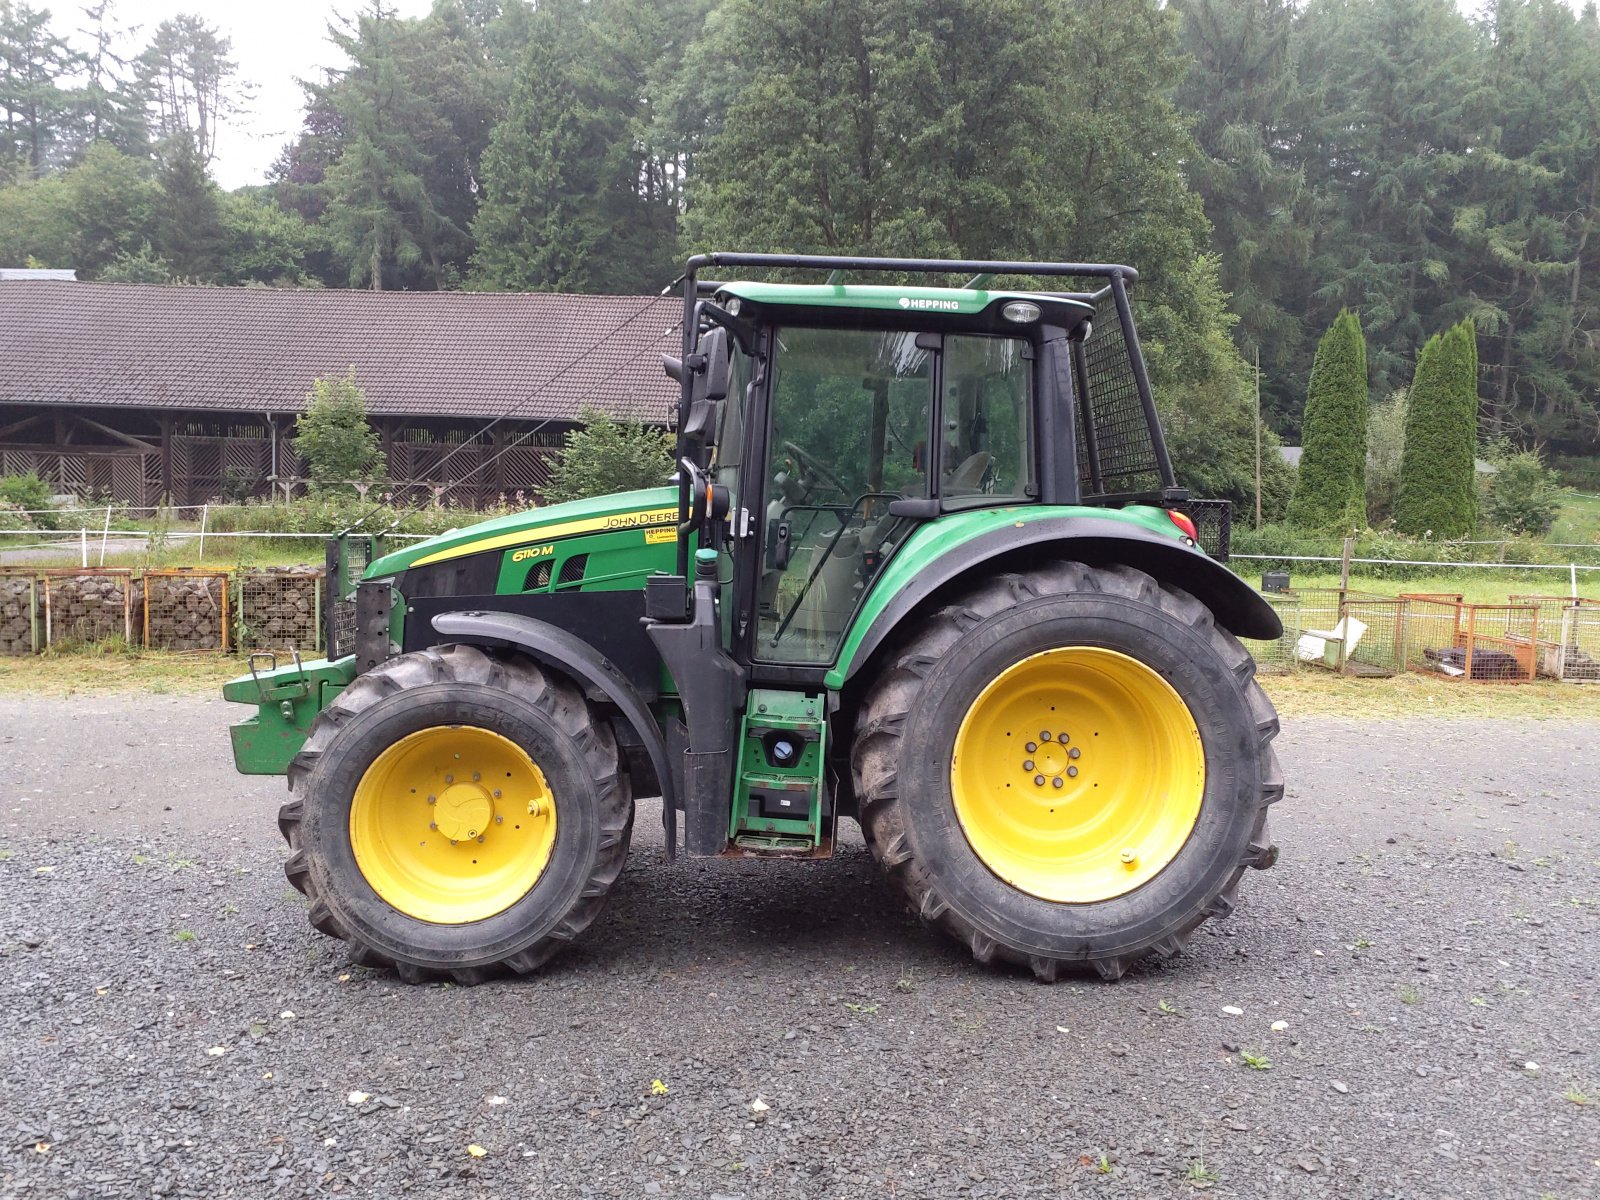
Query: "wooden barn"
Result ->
[[0, 280, 680, 507]]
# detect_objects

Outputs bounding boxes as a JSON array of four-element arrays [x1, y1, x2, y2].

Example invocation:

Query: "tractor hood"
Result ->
[[366, 487, 679, 577]]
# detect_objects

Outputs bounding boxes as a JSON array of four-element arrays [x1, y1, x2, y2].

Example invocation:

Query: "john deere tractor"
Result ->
[[225, 253, 1284, 984]]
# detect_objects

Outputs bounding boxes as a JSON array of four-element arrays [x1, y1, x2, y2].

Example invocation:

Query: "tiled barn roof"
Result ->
[[0, 281, 681, 423]]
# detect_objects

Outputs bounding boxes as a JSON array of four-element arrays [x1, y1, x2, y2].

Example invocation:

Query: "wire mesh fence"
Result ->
[[236, 569, 323, 655], [0, 570, 40, 655], [1399, 597, 1542, 683], [143, 569, 230, 652], [1245, 591, 1301, 674], [42, 569, 143, 648], [1507, 595, 1600, 682]]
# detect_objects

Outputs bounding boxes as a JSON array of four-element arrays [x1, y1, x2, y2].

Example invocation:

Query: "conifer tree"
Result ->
[[1286, 310, 1369, 529], [1394, 319, 1479, 537]]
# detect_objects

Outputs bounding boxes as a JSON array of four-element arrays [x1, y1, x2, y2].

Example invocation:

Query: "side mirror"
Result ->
[[701, 327, 731, 402]]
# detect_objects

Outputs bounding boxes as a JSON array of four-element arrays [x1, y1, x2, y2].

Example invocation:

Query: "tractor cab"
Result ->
[[647, 254, 1202, 859]]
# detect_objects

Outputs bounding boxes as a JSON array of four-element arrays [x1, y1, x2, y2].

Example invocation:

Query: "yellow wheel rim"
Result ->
[[950, 647, 1204, 903], [350, 726, 557, 924]]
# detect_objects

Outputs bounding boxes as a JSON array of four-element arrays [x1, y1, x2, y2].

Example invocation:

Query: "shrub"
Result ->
[[544, 407, 674, 505], [1481, 448, 1567, 536], [0, 472, 55, 528], [0, 499, 35, 531], [292, 373, 385, 495], [1287, 310, 1368, 530], [1395, 320, 1478, 537], [1365, 388, 1408, 526]]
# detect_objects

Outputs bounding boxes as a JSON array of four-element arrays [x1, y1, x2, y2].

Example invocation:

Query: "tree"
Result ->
[[1480, 445, 1566, 535], [154, 135, 224, 280], [72, 1, 148, 155], [293, 373, 385, 494], [469, 0, 679, 292], [1173, 0, 1310, 431], [1286, 310, 1369, 529], [135, 14, 244, 164], [218, 188, 322, 286], [98, 240, 170, 281], [60, 139, 158, 274], [0, 0, 77, 175], [1395, 319, 1479, 537], [544, 407, 673, 503], [318, 0, 474, 289]]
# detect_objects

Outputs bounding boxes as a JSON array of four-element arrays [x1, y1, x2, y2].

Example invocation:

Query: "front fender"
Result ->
[[429, 610, 678, 857], [828, 512, 1282, 689]]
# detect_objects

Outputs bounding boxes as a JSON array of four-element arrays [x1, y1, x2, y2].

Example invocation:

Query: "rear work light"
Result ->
[[1167, 510, 1199, 541]]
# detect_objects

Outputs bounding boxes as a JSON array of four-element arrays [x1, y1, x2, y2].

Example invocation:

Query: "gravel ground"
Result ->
[[1, 695, 1597, 1199]]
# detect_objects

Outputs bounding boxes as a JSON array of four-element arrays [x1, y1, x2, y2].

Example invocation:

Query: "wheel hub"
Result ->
[[434, 781, 493, 842]]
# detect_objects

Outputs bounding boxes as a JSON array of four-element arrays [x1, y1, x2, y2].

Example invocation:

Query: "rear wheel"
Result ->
[[851, 562, 1281, 981], [280, 644, 632, 983]]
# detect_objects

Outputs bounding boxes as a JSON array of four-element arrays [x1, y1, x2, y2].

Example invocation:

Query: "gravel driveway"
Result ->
[[1, 695, 1597, 1199]]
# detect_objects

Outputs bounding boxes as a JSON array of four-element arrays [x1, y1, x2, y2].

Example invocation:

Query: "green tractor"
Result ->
[[225, 253, 1284, 984]]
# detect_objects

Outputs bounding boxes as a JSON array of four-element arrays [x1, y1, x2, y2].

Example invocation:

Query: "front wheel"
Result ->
[[851, 562, 1282, 981], [279, 644, 633, 984]]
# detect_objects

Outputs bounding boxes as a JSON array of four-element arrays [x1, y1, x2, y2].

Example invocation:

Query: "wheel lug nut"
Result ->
[[1120, 848, 1137, 865], [429, 821, 437, 830], [450, 839, 458, 845], [1022, 760, 1035, 771], [1069, 747, 1081, 760], [444, 774, 454, 784], [1052, 777, 1064, 789], [427, 795, 436, 805], [492, 789, 502, 798], [1039, 731, 1051, 742], [1067, 766, 1078, 778], [1034, 775, 1045, 786], [1059, 733, 1070, 744], [472, 772, 481, 782], [495, 815, 504, 824], [1025, 742, 1037, 754], [477, 836, 486, 844]]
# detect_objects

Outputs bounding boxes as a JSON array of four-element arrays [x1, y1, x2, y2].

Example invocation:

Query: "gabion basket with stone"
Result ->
[[236, 568, 323, 654], [0, 571, 40, 655], [143, 570, 230, 652], [43, 569, 143, 649]]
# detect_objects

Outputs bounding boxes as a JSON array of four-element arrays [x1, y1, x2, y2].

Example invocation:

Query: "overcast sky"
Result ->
[[65, 0, 433, 189]]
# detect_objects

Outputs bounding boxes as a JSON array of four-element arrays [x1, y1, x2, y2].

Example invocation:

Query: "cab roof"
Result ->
[[716, 282, 1095, 333]]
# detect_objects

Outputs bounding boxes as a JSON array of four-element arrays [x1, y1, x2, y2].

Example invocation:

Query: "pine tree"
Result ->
[[469, 0, 677, 292], [0, 0, 77, 175], [1287, 310, 1370, 529], [1394, 319, 1479, 537], [154, 136, 225, 281]]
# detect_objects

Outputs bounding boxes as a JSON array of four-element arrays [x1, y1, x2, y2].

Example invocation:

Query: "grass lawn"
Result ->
[[0, 649, 244, 696], [1550, 489, 1600, 546], [1253, 571, 1596, 605]]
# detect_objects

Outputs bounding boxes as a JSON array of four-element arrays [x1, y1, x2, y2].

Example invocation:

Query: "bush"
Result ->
[[1365, 388, 1407, 525], [0, 498, 35, 531], [0, 472, 55, 528], [544, 407, 674, 505], [1481, 448, 1567, 536], [205, 498, 484, 539], [1287, 310, 1368, 530], [293, 373, 385, 495]]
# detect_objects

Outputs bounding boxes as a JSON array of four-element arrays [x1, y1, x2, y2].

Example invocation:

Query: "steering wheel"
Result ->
[[781, 440, 849, 497]]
